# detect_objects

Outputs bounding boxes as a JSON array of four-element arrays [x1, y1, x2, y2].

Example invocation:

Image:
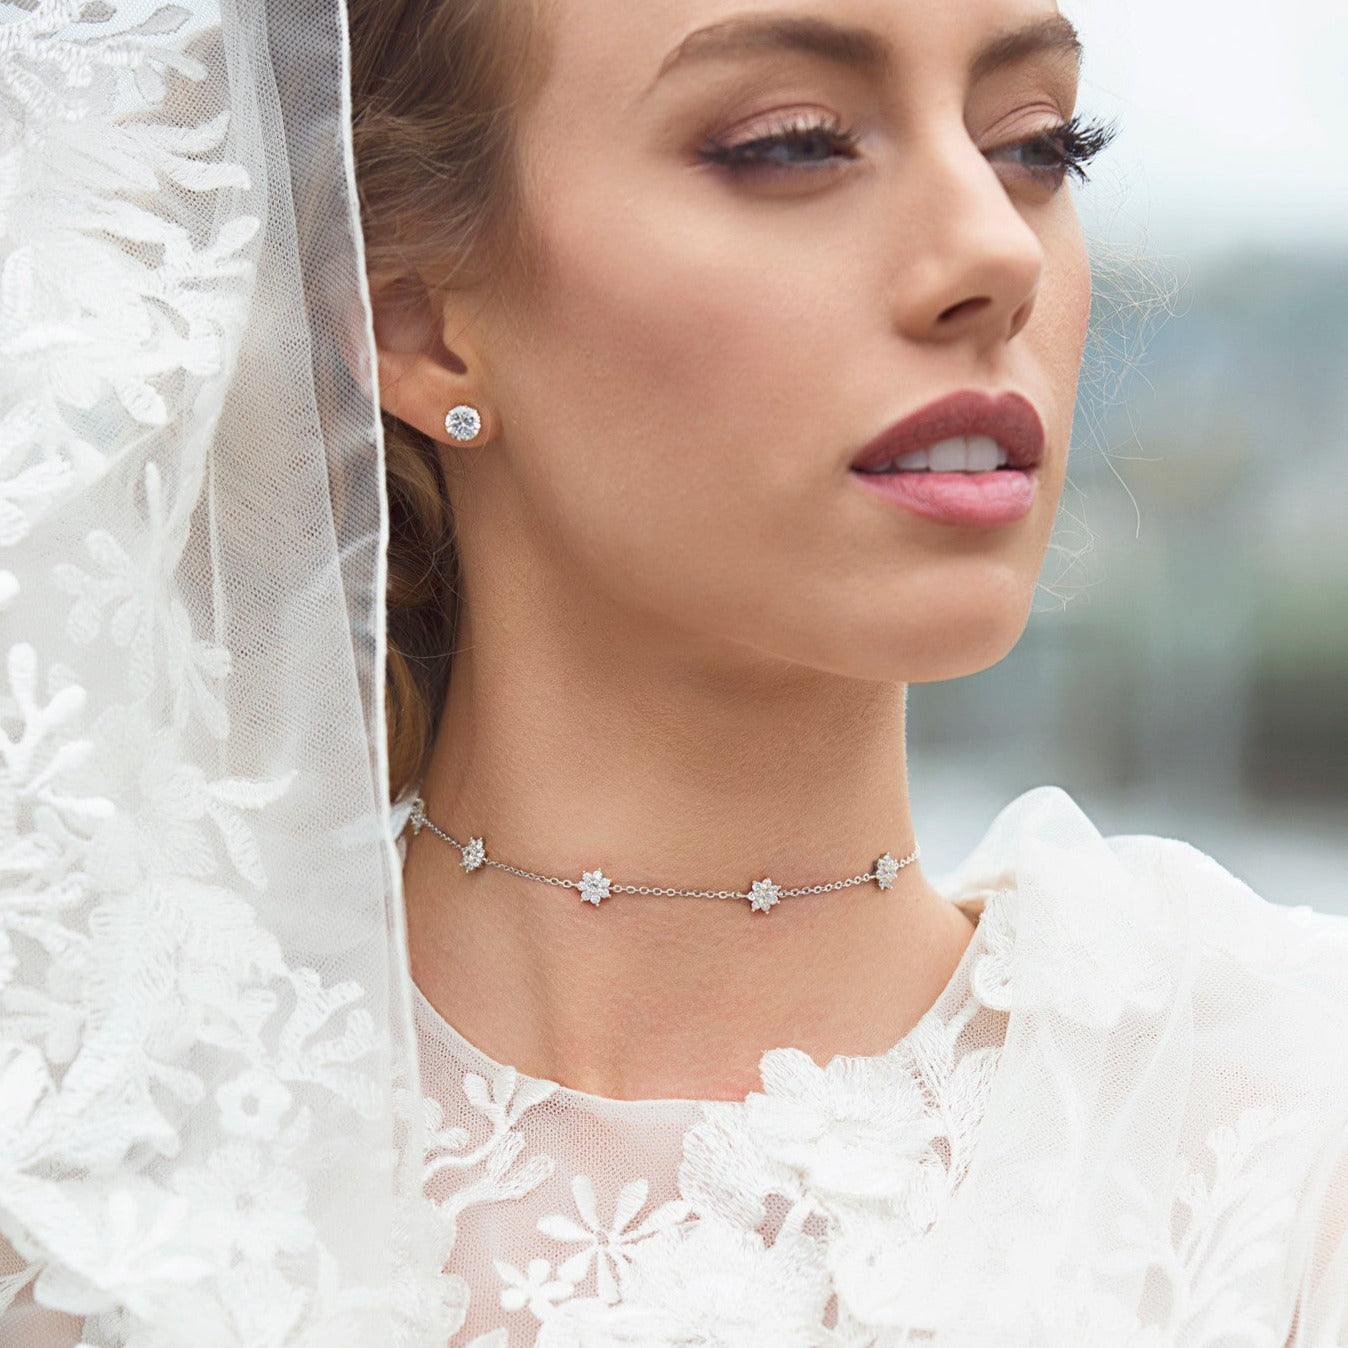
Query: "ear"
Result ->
[[369, 276, 495, 447]]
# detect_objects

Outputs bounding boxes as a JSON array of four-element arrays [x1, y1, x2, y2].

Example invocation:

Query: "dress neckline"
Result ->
[[411, 890, 994, 1114]]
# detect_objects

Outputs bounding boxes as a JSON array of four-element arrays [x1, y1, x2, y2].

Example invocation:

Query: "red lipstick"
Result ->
[[850, 389, 1046, 527]]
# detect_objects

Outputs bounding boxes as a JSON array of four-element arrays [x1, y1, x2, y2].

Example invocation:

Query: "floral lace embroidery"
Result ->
[[1, 5, 454, 1343], [422, 889, 1335, 1346], [421, 916, 1006, 1346]]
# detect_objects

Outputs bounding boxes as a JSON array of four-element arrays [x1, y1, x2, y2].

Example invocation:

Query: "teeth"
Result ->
[[859, 436, 1018, 474], [879, 435, 1013, 473], [968, 435, 1007, 470], [926, 437, 970, 471]]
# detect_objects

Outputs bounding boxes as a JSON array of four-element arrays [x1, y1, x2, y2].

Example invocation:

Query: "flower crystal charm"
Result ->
[[461, 837, 486, 873], [875, 853, 900, 890], [409, 797, 426, 835], [579, 870, 611, 905], [749, 878, 782, 914]]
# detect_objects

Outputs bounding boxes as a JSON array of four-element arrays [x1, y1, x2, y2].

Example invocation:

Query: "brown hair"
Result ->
[[348, 0, 550, 801]]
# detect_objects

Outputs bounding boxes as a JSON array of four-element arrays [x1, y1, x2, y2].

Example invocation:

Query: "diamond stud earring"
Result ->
[[444, 404, 482, 443]]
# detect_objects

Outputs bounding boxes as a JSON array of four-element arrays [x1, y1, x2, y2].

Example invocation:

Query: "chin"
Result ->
[[855, 597, 1033, 685], [899, 634, 1026, 686], [774, 603, 1029, 686]]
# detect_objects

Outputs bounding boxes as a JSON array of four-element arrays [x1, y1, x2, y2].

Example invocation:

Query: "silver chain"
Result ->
[[406, 796, 920, 914]]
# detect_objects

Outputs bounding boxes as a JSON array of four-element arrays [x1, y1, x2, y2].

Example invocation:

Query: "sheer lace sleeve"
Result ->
[[1290, 1125, 1348, 1346], [0, 1238, 80, 1347]]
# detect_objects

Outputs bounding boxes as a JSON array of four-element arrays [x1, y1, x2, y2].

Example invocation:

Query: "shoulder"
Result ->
[[935, 787, 1348, 1339], [937, 784, 1348, 1033], [1088, 812, 1348, 1138], [1104, 824, 1348, 1013]]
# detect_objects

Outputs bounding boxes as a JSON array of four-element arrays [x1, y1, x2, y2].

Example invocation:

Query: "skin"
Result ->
[[385, 0, 1093, 1101]]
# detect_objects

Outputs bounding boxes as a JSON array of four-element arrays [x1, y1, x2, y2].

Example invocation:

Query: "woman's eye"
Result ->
[[697, 111, 1120, 194], [699, 117, 862, 174], [986, 114, 1120, 191]]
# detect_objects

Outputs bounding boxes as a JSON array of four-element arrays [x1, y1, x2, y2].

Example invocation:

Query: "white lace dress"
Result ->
[[414, 785, 1348, 1348]]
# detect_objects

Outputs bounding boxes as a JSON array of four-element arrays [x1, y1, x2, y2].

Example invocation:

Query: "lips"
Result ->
[[850, 389, 1046, 474]]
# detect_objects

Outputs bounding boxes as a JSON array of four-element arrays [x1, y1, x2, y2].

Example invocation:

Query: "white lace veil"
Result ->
[[0, 1, 455, 1342]]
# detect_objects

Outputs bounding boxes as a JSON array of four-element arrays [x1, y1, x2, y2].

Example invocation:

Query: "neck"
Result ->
[[402, 599, 975, 1101]]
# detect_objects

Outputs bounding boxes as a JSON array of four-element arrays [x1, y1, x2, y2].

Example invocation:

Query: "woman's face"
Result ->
[[457, 0, 1094, 684]]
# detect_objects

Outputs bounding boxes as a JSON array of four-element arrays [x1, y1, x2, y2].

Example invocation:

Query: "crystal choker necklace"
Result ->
[[406, 796, 920, 915]]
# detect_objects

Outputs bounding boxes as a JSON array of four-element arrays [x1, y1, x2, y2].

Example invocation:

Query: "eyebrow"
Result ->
[[649, 12, 1084, 90]]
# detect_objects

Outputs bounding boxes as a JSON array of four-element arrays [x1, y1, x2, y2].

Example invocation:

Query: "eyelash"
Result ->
[[700, 112, 1120, 189]]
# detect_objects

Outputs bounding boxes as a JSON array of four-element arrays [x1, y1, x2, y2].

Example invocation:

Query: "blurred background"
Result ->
[[912, 0, 1348, 912]]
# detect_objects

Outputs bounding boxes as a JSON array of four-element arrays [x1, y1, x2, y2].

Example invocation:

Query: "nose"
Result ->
[[887, 125, 1046, 353]]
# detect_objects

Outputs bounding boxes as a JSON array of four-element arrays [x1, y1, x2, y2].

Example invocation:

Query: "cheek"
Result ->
[[1057, 216, 1094, 368], [489, 192, 863, 641], [1030, 214, 1093, 443], [512, 193, 847, 513]]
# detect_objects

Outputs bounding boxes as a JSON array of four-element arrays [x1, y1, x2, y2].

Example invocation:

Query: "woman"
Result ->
[[362, 0, 1348, 1339], [1, 0, 1345, 1345]]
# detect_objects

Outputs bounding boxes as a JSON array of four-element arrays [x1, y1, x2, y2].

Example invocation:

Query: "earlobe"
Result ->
[[373, 343, 492, 448], [370, 279, 495, 447]]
